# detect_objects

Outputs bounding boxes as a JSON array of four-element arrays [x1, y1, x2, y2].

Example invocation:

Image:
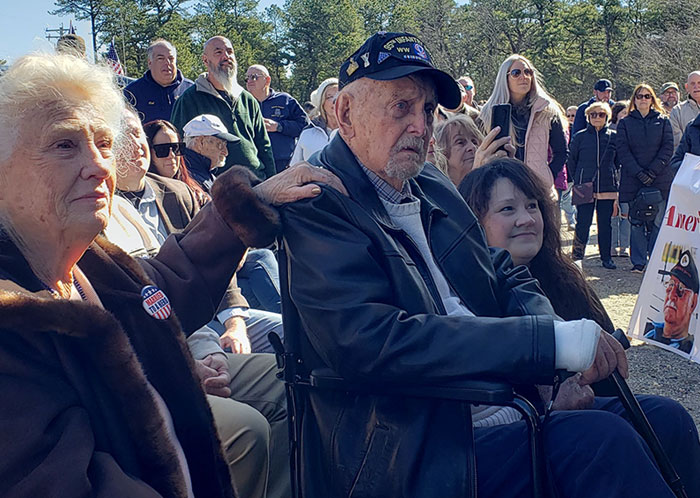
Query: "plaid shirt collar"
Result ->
[[357, 160, 414, 205]]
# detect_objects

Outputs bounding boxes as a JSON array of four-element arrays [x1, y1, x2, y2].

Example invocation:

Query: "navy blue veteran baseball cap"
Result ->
[[338, 32, 462, 109]]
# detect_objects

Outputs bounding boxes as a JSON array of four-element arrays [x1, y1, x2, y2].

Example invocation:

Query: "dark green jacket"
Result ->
[[171, 74, 275, 179]]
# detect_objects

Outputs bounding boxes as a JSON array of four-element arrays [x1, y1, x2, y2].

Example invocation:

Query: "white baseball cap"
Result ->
[[183, 114, 240, 142]]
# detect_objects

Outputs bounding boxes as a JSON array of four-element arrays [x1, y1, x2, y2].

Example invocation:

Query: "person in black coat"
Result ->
[[670, 112, 700, 171], [616, 83, 674, 272], [568, 102, 618, 268]]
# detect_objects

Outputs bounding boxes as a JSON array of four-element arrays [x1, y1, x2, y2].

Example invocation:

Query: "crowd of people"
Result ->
[[0, 28, 698, 498]]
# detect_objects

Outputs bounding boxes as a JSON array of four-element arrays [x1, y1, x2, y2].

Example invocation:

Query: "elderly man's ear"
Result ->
[[335, 92, 355, 140]]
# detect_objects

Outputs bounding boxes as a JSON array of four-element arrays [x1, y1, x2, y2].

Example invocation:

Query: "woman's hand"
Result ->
[[473, 126, 516, 170], [254, 162, 348, 206]]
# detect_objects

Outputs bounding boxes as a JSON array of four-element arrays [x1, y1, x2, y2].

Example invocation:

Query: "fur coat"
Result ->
[[0, 167, 279, 498]]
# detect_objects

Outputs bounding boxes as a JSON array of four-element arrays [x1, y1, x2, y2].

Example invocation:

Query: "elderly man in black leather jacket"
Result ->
[[280, 32, 700, 498]]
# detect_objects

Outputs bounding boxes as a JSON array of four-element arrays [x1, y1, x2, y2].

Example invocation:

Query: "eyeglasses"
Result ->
[[462, 84, 474, 91], [635, 93, 652, 100], [664, 279, 693, 298], [509, 68, 534, 78], [245, 74, 262, 82], [152, 142, 184, 158], [203, 136, 228, 150], [588, 112, 608, 119], [566, 113, 576, 118]]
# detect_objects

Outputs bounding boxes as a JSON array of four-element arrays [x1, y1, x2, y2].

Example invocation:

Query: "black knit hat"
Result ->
[[338, 32, 462, 109]]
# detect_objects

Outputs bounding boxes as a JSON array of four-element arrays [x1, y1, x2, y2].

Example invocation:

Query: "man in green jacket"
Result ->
[[171, 36, 276, 179]]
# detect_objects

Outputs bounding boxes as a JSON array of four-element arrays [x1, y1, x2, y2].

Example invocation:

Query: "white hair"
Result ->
[[0, 53, 126, 163], [247, 64, 269, 77], [480, 54, 566, 138]]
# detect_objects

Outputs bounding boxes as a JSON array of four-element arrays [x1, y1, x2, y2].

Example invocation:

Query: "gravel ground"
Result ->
[[561, 222, 700, 429]]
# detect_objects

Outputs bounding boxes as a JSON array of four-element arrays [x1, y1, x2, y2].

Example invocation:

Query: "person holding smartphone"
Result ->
[[480, 55, 568, 192]]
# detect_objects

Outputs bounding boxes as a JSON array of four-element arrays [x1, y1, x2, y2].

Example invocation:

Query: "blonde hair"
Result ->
[[0, 53, 125, 163], [480, 54, 567, 138], [434, 114, 484, 158], [585, 102, 612, 121], [627, 83, 665, 115]]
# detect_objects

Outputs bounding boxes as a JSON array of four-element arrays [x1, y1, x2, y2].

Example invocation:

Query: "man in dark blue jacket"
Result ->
[[124, 40, 193, 123], [246, 64, 308, 173], [572, 79, 616, 134]]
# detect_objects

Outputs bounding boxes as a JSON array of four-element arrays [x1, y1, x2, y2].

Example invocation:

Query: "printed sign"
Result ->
[[629, 153, 700, 362]]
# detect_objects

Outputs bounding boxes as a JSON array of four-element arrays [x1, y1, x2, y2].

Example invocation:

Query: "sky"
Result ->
[[2, 0, 279, 65]]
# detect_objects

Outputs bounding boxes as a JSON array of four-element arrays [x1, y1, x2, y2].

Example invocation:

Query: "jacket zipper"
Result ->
[[400, 232, 448, 316]]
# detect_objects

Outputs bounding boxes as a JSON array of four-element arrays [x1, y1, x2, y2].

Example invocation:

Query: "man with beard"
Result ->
[[182, 114, 239, 192], [645, 250, 699, 354], [659, 82, 680, 115], [278, 31, 700, 498], [171, 36, 276, 179]]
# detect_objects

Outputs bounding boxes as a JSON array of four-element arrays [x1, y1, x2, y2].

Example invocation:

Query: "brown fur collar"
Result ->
[[211, 166, 280, 247], [0, 237, 231, 497]]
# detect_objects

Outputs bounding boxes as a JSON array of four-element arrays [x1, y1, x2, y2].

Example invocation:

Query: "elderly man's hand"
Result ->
[[552, 373, 595, 411], [580, 332, 629, 386], [263, 118, 279, 133], [194, 353, 232, 398], [220, 316, 251, 354], [473, 127, 516, 170], [254, 162, 348, 205]]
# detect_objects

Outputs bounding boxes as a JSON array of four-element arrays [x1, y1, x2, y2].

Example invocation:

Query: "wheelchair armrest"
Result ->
[[309, 368, 515, 404]]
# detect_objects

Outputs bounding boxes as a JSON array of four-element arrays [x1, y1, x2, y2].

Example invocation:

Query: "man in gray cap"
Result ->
[[183, 113, 240, 192], [660, 81, 680, 114], [279, 31, 700, 498], [572, 78, 615, 133], [646, 250, 699, 353]]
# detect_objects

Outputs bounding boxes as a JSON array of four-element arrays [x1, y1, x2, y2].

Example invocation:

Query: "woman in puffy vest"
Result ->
[[481, 55, 568, 193]]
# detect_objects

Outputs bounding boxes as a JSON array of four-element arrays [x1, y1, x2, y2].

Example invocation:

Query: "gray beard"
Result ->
[[385, 135, 427, 182], [210, 63, 237, 94]]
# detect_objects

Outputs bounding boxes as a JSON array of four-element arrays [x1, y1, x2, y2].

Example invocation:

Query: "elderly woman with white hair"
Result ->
[[0, 54, 343, 497], [290, 77, 339, 163], [481, 54, 568, 190], [568, 101, 619, 269]]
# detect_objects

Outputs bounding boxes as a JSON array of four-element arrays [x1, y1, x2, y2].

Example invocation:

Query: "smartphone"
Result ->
[[491, 103, 512, 143]]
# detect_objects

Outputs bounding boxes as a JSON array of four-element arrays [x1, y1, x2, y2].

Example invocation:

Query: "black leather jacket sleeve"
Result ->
[[281, 189, 556, 387]]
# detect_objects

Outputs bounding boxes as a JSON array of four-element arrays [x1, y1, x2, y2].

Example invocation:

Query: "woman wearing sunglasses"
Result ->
[[480, 55, 568, 191], [143, 119, 210, 206], [616, 83, 674, 273], [568, 102, 619, 269]]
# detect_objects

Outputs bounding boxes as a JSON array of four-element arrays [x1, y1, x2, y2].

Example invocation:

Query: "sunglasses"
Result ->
[[664, 279, 692, 298], [509, 68, 534, 78], [588, 112, 608, 119], [462, 84, 474, 91], [635, 93, 652, 100], [245, 74, 262, 82], [152, 142, 184, 158], [566, 113, 576, 118]]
